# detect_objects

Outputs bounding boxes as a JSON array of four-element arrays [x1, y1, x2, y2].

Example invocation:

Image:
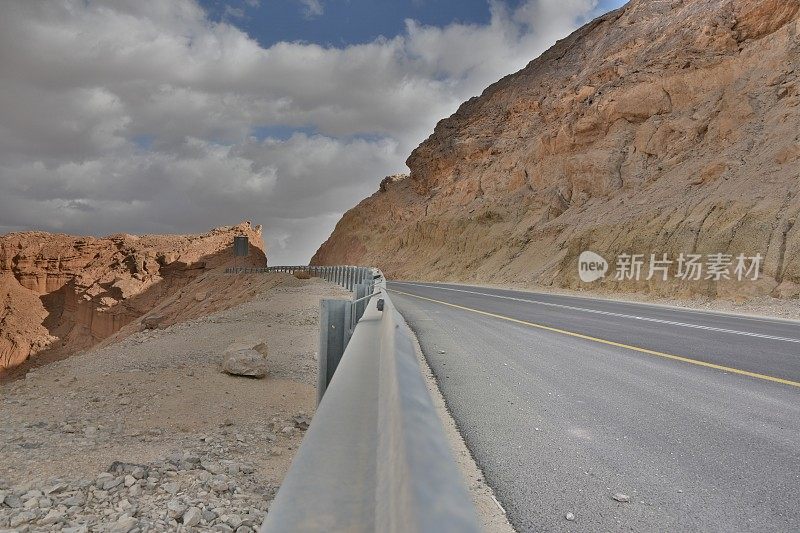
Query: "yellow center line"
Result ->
[[388, 288, 800, 389]]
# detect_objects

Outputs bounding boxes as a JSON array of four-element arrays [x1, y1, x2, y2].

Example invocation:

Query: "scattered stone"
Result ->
[[292, 414, 311, 430], [202, 460, 224, 475], [167, 498, 188, 519], [61, 492, 86, 506], [222, 345, 269, 378], [111, 515, 139, 533], [45, 483, 68, 495], [41, 508, 64, 525], [565, 512, 575, 521], [162, 481, 180, 495], [226, 514, 243, 528], [3, 494, 22, 508], [142, 314, 164, 329], [612, 492, 631, 503], [9, 510, 36, 527], [183, 506, 202, 527]]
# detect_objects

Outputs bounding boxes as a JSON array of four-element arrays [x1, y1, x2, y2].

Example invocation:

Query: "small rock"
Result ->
[[183, 506, 202, 527], [111, 515, 138, 533], [162, 481, 180, 495], [142, 314, 164, 329], [45, 483, 68, 495], [201, 460, 224, 475], [95, 472, 114, 488], [4, 493, 22, 508], [22, 496, 39, 509], [41, 508, 64, 525], [565, 512, 575, 521], [226, 514, 243, 529], [221, 347, 269, 378], [281, 426, 294, 437], [21, 489, 42, 501], [292, 414, 311, 430], [612, 492, 630, 503], [9, 510, 36, 527], [124, 475, 136, 487], [167, 498, 188, 519], [61, 492, 85, 506], [103, 476, 124, 490]]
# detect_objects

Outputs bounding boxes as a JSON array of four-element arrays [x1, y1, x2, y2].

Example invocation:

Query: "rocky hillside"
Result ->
[[0, 222, 265, 371], [313, 0, 800, 299]]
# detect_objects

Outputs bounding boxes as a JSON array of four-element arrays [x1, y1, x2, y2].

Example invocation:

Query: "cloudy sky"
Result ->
[[0, 0, 625, 263]]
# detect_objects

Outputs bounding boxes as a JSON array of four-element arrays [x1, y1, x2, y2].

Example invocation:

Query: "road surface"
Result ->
[[387, 281, 800, 532]]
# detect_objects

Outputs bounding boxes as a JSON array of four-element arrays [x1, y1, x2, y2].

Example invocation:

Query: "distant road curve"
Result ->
[[388, 281, 800, 532]]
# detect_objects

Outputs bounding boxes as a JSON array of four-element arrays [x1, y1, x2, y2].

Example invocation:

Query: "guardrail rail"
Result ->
[[256, 265, 481, 533]]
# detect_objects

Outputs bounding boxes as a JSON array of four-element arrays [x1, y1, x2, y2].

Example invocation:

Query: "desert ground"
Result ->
[[0, 273, 348, 532]]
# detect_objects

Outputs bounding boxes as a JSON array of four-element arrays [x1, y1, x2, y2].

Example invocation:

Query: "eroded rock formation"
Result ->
[[313, 0, 800, 300], [0, 222, 266, 370]]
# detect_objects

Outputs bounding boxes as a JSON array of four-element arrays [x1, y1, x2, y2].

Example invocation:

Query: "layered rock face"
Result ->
[[0, 222, 265, 370], [313, 0, 800, 299]]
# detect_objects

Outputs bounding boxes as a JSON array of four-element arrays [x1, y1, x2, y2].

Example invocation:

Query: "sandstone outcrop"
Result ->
[[0, 222, 266, 370], [313, 0, 800, 299]]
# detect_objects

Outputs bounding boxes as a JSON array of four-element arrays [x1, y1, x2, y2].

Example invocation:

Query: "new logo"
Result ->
[[578, 251, 608, 282]]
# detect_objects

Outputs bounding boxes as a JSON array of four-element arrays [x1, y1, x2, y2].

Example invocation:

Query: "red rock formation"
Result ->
[[0, 222, 266, 370], [313, 0, 800, 299]]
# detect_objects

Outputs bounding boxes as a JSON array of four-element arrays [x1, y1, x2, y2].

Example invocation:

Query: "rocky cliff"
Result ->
[[0, 222, 266, 370], [313, 0, 800, 299]]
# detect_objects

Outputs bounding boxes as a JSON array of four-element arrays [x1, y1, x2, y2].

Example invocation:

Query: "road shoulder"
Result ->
[[409, 330, 516, 533]]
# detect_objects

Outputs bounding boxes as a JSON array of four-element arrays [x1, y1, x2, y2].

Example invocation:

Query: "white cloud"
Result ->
[[0, 0, 597, 263], [299, 0, 324, 19]]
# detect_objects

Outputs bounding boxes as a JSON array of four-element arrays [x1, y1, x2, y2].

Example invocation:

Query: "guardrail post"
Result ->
[[318, 299, 348, 404], [354, 282, 367, 322], [344, 303, 354, 349]]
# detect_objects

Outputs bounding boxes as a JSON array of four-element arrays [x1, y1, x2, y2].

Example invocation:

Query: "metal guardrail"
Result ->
[[259, 266, 481, 533]]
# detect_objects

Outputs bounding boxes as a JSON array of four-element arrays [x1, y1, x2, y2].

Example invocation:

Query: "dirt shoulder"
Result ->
[[0, 273, 348, 532]]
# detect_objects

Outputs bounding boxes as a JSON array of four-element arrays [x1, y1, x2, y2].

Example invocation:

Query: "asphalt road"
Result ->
[[387, 281, 800, 532]]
